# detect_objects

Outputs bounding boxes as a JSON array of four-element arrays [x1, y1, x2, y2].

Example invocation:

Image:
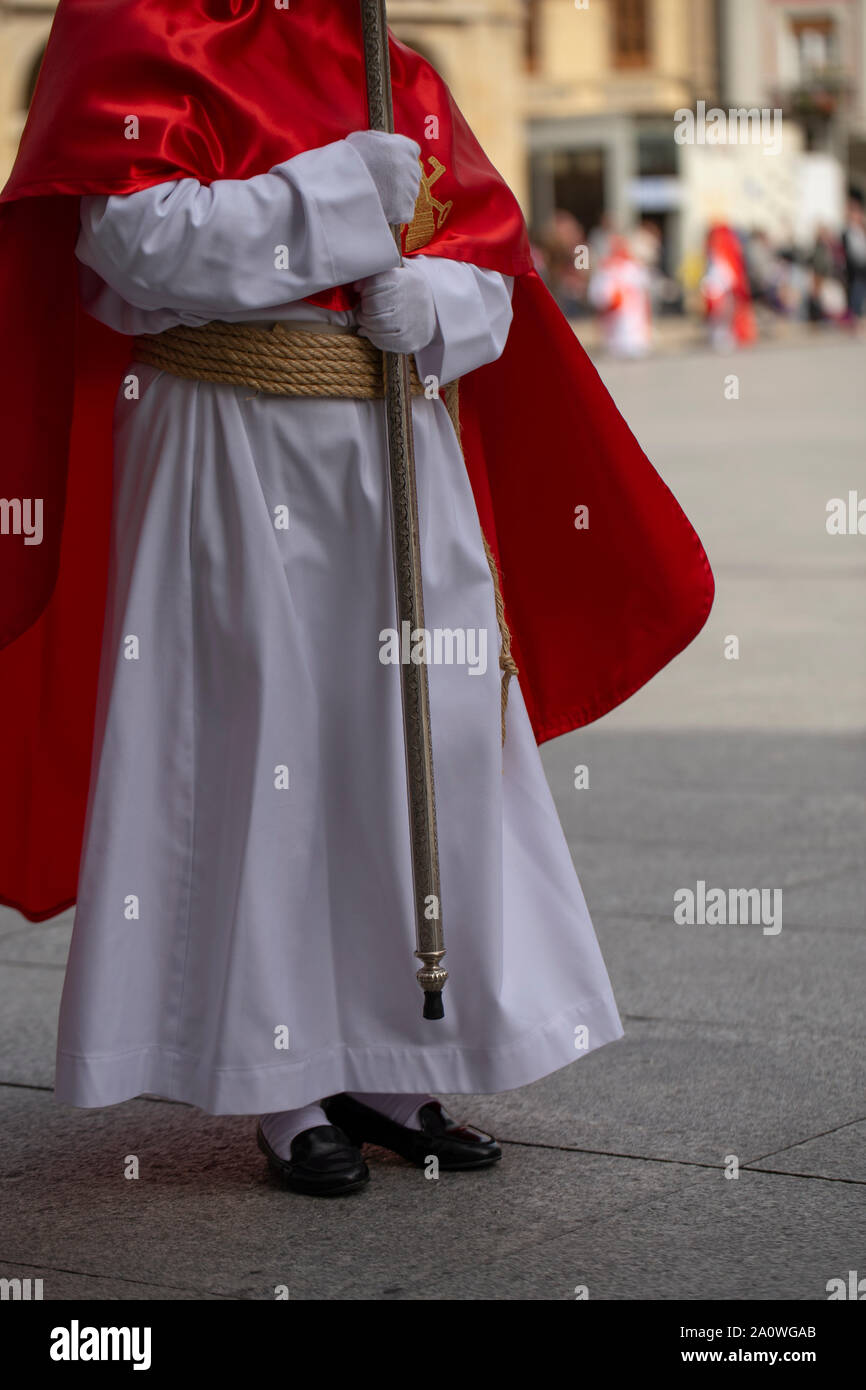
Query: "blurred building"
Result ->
[[711, 0, 866, 250], [397, 1, 866, 270], [392, 2, 719, 273], [0, 0, 54, 181], [2, 0, 866, 269], [389, 0, 529, 202], [523, 0, 718, 273], [723, 0, 866, 179]]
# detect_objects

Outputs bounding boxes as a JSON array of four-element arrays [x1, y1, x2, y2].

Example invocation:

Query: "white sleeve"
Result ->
[[411, 256, 514, 386], [75, 140, 402, 315]]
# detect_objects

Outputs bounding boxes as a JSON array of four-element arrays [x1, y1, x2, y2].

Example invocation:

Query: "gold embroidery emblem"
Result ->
[[403, 155, 453, 252]]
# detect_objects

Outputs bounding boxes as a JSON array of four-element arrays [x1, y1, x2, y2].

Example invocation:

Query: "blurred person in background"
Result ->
[[587, 232, 652, 358], [841, 192, 866, 324], [538, 208, 588, 317], [744, 228, 777, 310], [701, 224, 757, 350], [807, 224, 848, 325], [588, 212, 614, 268], [771, 245, 810, 322], [630, 217, 677, 316]]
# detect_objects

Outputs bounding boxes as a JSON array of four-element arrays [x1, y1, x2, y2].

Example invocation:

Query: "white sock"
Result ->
[[260, 1104, 330, 1157], [348, 1092, 435, 1131]]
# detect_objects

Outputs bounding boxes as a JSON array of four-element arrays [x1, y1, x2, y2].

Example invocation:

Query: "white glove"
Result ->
[[354, 260, 438, 355], [345, 129, 422, 226]]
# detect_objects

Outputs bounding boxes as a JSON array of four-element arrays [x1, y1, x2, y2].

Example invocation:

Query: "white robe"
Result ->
[[55, 137, 622, 1115]]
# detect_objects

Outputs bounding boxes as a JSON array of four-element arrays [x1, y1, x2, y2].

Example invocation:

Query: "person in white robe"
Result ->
[[56, 130, 623, 1193], [588, 235, 653, 359]]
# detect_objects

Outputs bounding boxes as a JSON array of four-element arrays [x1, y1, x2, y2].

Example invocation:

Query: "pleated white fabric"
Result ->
[[55, 140, 623, 1114]]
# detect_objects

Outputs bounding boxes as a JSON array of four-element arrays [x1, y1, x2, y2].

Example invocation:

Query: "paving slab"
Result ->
[[0, 1088, 696, 1302], [543, 731, 866, 858], [597, 340, 866, 734], [749, 1119, 866, 1185], [0, 1260, 222, 1301], [598, 916, 866, 1038], [557, 840, 861, 934], [0, 912, 73, 966], [0, 963, 62, 1091], [447, 1019, 866, 1167], [388, 1166, 866, 1301]]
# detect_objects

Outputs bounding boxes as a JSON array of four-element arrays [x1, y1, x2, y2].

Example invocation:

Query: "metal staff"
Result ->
[[358, 0, 447, 1020]]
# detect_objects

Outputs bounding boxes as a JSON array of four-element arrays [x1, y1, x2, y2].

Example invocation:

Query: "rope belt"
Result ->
[[134, 318, 428, 397], [133, 319, 518, 743]]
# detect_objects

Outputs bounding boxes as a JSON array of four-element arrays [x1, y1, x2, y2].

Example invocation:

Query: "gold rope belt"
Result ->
[[134, 319, 428, 398], [133, 319, 518, 743]]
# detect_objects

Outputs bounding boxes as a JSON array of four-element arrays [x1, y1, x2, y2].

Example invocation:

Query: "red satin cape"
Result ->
[[0, 0, 713, 921]]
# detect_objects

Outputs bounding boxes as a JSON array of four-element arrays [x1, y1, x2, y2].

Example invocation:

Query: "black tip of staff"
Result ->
[[423, 991, 445, 1021]]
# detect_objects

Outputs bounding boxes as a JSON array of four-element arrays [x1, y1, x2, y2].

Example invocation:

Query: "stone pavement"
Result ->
[[1, 336, 863, 1300]]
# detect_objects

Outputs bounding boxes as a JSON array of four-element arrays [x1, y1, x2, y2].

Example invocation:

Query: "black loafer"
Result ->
[[322, 1094, 502, 1171], [256, 1122, 370, 1196]]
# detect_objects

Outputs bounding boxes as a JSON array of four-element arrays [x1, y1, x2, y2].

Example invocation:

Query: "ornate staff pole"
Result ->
[[358, 0, 447, 1020]]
